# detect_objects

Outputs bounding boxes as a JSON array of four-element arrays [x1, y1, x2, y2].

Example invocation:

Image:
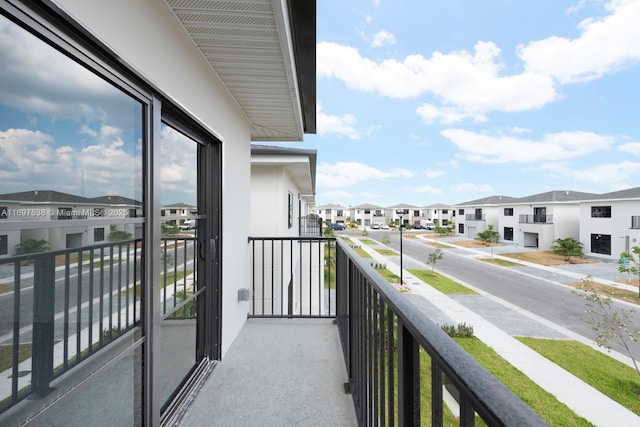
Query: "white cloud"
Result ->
[[536, 160, 640, 188], [316, 104, 360, 139], [318, 41, 557, 123], [619, 142, 640, 156], [371, 30, 396, 47], [317, 162, 415, 188], [518, 0, 640, 83], [413, 185, 444, 195], [423, 169, 444, 178], [450, 183, 496, 193], [0, 127, 141, 197], [441, 129, 613, 163]]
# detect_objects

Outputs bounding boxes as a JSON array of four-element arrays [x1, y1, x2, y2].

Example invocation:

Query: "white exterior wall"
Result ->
[[56, 0, 253, 357], [580, 200, 640, 260]]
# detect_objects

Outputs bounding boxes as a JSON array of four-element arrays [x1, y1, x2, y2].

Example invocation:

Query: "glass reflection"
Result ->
[[0, 13, 144, 424], [159, 123, 199, 409]]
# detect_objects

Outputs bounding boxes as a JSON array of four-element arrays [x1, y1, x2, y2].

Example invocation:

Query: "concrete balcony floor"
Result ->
[[181, 318, 358, 427]]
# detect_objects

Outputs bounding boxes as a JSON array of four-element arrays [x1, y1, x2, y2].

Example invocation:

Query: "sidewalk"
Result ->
[[352, 236, 640, 427]]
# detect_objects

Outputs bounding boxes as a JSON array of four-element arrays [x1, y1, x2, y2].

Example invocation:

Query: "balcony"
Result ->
[[0, 236, 545, 425], [299, 214, 322, 237], [465, 214, 485, 221], [519, 214, 553, 224], [632, 216, 640, 229]]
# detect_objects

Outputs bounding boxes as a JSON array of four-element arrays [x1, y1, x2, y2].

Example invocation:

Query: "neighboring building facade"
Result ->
[[314, 203, 349, 226], [350, 203, 386, 227], [579, 187, 640, 260], [455, 196, 517, 238]]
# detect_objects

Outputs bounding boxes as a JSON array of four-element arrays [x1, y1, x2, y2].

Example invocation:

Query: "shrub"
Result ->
[[441, 322, 475, 338]]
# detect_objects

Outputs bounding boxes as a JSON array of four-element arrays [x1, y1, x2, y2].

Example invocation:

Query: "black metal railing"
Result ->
[[632, 216, 640, 229], [299, 215, 323, 238], [248, 237, 336, 317], [334, 240, 546, 426], [0, 236, 195, 414], [465, 214, 485, 221], [519, 214, 553, 224]]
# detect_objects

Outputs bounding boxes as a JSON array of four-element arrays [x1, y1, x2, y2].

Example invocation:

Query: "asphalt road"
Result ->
[[351, 229, 640, 356]]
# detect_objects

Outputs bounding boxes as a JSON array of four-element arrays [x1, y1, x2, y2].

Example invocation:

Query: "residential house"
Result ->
[[423, 203, 454, 227], [387, 203, 420, 227], [160, 202, 197, 227], [510, 190, 596, 250], [579, 187, 640, 260], [350, 203, 386, 227], [455, 196, 518, 238], [0, 190, 142, 255], [314, 203, 349, 226]]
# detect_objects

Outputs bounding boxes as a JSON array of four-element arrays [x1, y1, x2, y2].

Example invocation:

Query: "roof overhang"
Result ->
[[251, 144, 316, 196], [164, 0, 316, 141]]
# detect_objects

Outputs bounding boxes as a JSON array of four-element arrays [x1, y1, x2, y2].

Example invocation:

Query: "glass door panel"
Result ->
[[158, 123, 203, 409]]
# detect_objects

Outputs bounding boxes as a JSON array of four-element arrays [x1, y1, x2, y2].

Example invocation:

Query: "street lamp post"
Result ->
[[396, 209, 407, 286]]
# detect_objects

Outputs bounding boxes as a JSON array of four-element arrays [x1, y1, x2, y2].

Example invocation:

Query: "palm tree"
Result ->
[[550, 237, 584, 263]]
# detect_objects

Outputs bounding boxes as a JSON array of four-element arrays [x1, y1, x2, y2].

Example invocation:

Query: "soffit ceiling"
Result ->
[[164, 0, 316, 141]]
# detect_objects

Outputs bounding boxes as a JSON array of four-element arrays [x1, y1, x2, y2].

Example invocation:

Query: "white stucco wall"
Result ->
[[580, 200, 640, 260], [54, 0, 253, 357]]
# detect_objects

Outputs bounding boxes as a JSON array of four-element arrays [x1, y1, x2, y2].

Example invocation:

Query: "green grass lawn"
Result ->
[[354, 247, 372, 258], [0, 343, 32, 372], [376, 248, 398, 256], [517, 337, 640, 415], [360, 239, 377, 245], [455, 337, 593, 426], [408, 269, 476, 295], [376, 268, 400, 284]]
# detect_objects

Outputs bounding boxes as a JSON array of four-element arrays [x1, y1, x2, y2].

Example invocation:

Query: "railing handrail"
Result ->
[[335, 239, 546, 426], [0, 238, 141, 264]]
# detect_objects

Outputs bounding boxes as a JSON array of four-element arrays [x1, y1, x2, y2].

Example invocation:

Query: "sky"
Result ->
[[1, 2, 639, 208], [278, 0, 640, 207]]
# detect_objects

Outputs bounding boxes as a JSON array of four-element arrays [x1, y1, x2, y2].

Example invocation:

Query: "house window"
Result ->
[[375, 209, 382, 216], [0, 207, 7, 219], [458, 224, 464, 234], [591, 234, 611, 255], [504, 227, 514, 241], [591, 206, 611, 218], [288, 192, 293, 229], [364, 209, 371, 214], [0, 235, 7, 255], [442, 219, 449, 225], [413, 210, 420, 217], [504, 208, 513, 216], [161, 210, 166, 217], [336, 209, 343, 217], [364, 219, 370, 226], [442, 209, 448, 214], [458, 209, 464, 215], [94, 228, 105, 242], [325, 209, 331, 215], [128, 208, 137, 218]]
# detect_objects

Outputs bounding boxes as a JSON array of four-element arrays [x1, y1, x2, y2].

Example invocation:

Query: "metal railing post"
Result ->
[[398, 320, 420, 426], [32, 252, 56, 396]]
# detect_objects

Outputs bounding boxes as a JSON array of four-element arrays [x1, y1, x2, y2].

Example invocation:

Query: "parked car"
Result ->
[[329, 223, 345, 230], [419, 220, 435, 230], [381, 223, 389, 229], [370, 223, 380, 229]]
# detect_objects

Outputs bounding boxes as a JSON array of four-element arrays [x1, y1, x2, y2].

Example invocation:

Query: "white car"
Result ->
[[381, 223, 389, 229]]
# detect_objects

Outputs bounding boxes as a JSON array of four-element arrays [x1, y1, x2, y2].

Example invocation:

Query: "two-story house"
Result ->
[[350, 203, 385, 227], [455, 196, 518, 238], [579, 187, 640, 260]]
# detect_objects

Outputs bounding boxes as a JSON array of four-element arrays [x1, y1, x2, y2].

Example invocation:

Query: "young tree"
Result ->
[[619, 246, 640, 298], [382, 235, 391, 246], [15, 239, 50, 255], [551, 237, 584, 263], [577, 275, 640, 377], [475, 225, 500, 260], [427, 249, 444, 275], [475, 224, 499, 246]]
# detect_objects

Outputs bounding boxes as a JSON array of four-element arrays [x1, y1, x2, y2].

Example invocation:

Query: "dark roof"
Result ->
[[90, 196, 142, 206], [455, 195, 519, 206], [515, 190, 597, 203], [0, 190, 90, 204], [589, 187, 640, 201], [0, 190, 141, 205]]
